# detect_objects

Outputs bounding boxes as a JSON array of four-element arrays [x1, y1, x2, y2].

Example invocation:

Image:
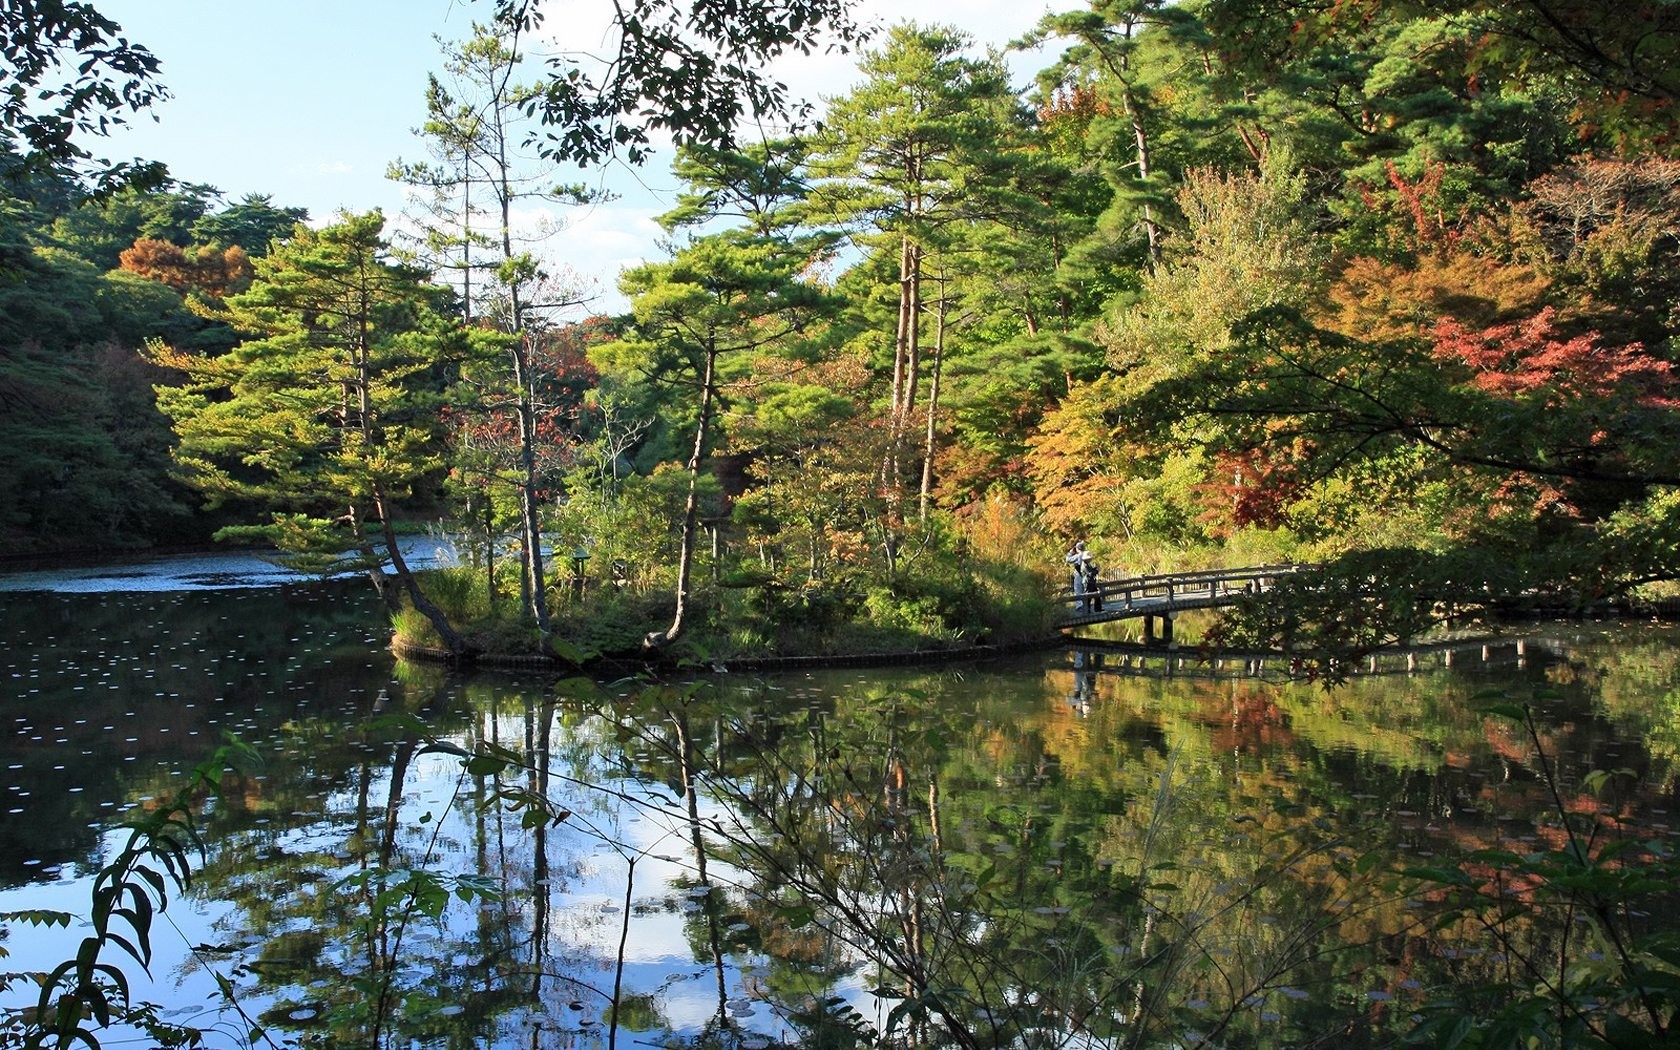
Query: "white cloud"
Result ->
[[549, 201, 665, 312]]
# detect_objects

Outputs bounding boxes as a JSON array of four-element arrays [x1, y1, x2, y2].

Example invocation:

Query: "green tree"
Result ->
[[393, 21, 597, 645], [189, 193, 307, 256], [599, 149, 834, 644], [0, 192, 193, 551], [148, 211, 471, 654], [1027, 0, 1196, 262], [813, 23, 1022, 534]]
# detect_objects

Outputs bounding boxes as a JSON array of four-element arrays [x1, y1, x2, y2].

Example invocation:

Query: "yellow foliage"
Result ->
[[1319, 251, 1551, 341], [957, 491, 1041, 568]]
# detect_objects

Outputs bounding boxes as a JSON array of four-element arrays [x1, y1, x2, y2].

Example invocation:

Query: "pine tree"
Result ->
[[148, 212, 472, 655]]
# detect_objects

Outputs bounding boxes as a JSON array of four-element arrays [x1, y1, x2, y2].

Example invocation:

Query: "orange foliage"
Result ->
[[955, 491, 1039, 566], [1037, 83, 1110, 126], [119, 238, 253, 298], [1025, 376, 1132, 536]]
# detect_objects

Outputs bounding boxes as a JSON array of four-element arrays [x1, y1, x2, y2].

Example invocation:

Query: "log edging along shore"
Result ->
[[388, 593, 1680, 674], [390, 632, 1070, 673]]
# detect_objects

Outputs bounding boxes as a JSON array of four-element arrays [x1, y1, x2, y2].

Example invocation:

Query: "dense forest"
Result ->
[[4, 0, 1678, 661]]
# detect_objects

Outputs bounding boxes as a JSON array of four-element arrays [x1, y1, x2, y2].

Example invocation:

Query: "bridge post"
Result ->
[[1142, 616, 1155, 644], [1162, 614, 1175, 647]]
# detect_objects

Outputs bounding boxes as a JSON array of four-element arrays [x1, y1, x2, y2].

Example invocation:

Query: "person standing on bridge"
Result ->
[[1065, 541, 1093, 611]]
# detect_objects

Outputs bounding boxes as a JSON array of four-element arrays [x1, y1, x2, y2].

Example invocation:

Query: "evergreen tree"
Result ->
[[812, 23, 1021, 534], [599, 143, 835, 645], [148, 211, 471, 654], [190, 193, 308, 256], [392, 21, 598, 644]]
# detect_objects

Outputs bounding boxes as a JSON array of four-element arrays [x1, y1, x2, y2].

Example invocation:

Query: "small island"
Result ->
[[7, 2, 1680, 1048], [9, 11, 1679, 674]]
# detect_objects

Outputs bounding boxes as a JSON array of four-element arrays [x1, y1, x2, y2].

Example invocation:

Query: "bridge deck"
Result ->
[[1055, 564, 1310, 629]]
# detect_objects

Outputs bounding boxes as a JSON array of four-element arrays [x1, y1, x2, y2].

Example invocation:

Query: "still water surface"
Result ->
[[3, 557, 1678, 1047]]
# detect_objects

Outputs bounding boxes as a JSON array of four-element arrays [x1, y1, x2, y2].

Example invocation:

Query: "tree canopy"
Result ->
[[9, 0, 1680, 670]]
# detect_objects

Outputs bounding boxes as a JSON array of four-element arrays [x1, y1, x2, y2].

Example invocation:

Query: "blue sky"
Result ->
[[97, 0, 1074, 310]]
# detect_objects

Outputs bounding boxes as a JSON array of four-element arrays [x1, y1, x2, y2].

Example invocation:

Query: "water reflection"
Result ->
[[0, 538, 459, 593], [3, 578, 1679, 1047]]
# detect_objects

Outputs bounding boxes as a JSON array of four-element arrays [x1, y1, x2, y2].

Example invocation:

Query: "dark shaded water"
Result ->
[[3, 562, 1679, 1047]]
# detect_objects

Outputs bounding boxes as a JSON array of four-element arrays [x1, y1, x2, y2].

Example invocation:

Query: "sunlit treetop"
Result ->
[[493, 0, 869, 167], [0, 0, 169, 192]]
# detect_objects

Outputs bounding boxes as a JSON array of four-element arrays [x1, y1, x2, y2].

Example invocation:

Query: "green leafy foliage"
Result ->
[[0, 1, 168, 191], [11, 738, 259, 1049], [495, 0, 866, 166]]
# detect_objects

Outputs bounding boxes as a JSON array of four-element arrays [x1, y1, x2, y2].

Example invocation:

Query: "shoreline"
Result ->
[[390, 632, 1071, 673]]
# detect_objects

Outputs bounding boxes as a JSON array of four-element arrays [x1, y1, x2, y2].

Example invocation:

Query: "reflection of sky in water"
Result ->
[[0, 541, 460, 592], [7, 555, 1680, 1046], [0, 576, 837, 1047]]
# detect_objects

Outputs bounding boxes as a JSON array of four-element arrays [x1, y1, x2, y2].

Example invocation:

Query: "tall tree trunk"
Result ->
[[493, 92, 552, 642], [1084, 14, 1160, 263], [653, 343, 717, 647], [890, 232, 912, 426], [919, 276, 947, 521], [511, 332, 552, 640], [462, 178, 473, 322], [373, 487, 472, 657], [880, 225, 924, 575], [347, 503, 399, 611], [903, 239, 922, 422], [885, 231, 915, 492], [1122, 80, 1159, 261]]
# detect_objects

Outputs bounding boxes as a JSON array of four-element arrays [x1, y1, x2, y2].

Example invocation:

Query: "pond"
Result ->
[[3, 559, 1679, 1048]]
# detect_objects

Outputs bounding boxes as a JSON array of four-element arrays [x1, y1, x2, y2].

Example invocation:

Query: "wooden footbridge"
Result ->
[[1057, 563, 1311, 641]]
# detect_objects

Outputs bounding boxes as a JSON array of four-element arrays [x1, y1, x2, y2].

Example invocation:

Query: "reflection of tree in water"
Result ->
[[186, 670, 542, 1045], [599, 680, 1379, 1048], [596, 661, 1680, 1049], [171, 632, 1680, 1048]]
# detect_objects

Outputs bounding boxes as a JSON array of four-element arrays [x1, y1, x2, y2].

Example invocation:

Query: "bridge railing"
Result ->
[[1059, 563, 1316, 614]]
